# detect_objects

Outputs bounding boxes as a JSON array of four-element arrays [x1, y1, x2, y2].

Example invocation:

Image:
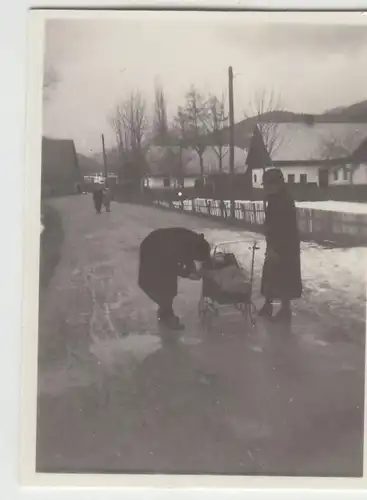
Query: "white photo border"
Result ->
[[5, 2, 367, 499]]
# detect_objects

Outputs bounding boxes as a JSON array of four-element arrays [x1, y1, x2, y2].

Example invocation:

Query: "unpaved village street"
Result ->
[[36, 196, 365, 476]]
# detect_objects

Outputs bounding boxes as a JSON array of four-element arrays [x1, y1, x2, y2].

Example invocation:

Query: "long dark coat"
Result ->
[[261, 189, 302, 300], [138, 228, 210, 306]]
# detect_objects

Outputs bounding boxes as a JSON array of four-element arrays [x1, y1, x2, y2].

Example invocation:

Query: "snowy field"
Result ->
[[157, 199, 366, 330], [201, 228, 367, 331], [295, 200, 367, 214], [194, 198, 367, 215]]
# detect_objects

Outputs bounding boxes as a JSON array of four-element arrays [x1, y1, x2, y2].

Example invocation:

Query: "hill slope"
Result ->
[[77, 153, 103, 174]]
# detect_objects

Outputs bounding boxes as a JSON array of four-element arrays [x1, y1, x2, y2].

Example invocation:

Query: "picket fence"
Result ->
[[153, 198, 367, 245]]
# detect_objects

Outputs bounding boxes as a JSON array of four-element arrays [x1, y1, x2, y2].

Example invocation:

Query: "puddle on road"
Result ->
[[251, 345, 264, 353], [90, 333, 162, 372], [39, 362, 97, 396], [227, 417, 271, 442], [301, 333, 329, 348], [39, 334, 162, 396]]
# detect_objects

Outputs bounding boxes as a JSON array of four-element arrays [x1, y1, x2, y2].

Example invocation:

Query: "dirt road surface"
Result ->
[[36, 196, 365, 477]]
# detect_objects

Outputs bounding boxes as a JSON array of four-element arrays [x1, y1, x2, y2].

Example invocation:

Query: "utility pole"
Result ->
[[117, 127, 123, 156], [101, 133, 108, 188], [228, 66, 235, 219]]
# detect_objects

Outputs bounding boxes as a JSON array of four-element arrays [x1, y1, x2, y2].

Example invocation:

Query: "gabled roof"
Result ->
[[350, 137, 367, 162], [268, 122, 367, 162]]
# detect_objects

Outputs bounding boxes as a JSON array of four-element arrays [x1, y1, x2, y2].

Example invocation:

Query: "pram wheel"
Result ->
[[198, 296, 218, 324], [237, 301, 257, 327], [198, 297, 206, 318]]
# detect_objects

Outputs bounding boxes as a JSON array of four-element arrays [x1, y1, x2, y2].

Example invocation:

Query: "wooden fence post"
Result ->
[[220, 199, 225, 220], [252, 202, 257, 226], [206, 200, 211, 216], [241, 205, 246, 226]]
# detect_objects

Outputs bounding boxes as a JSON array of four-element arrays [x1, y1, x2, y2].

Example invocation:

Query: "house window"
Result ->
[[163, 177, 170, 187], [343, 167, 348, 181], [254, 174, 257, 183], [288, 174, 295, 184], [334, 170, 338, 181], [300, 174, 307, 184]]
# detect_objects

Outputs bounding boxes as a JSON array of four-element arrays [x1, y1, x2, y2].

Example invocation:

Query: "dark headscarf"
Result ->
[[263, 168, 285, 185]]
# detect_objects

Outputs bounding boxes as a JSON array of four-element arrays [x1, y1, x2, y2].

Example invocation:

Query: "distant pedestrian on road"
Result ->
[[92, 187, 103, 214], [259, 168, 302, 323], [103, 187, 111, 212], [138, 227, 211, 330]]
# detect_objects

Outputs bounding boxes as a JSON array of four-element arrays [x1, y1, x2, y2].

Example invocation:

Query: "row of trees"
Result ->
[[43, 63, 358, 186], [43, 65, 284, 180], [109, 84, 235, 179], [172, 88, 229, 175]]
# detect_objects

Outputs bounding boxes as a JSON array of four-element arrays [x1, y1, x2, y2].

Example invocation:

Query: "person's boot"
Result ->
[[157, 308, 184, 330], [258, 300, 273, 319], [164, 315, 185, 330], [272, 303, 292, 324]]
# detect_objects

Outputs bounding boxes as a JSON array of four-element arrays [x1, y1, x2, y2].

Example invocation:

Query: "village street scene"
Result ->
[[38, 14, 366, 477]]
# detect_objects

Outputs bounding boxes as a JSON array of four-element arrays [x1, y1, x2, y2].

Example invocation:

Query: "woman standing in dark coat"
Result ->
[[259, 168, 302, 323], [138, 227, 211, 330]]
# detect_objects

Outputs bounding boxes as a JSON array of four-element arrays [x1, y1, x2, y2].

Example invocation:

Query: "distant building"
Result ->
[[41, 136, 82, 196], [83, 172, 118, 185], [329, 137, 367, 186], [185, 146, 248, 174], [250, 123, 367, 188], [142, 174, 201, 190], [147, 122, 367, 190]]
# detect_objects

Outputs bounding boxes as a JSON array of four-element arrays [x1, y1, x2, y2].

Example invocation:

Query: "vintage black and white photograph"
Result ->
[[28, 10, 367, 480]]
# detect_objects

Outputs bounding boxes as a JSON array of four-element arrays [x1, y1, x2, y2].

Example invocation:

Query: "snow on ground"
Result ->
[[295, 200, 367, 214], [195, 198, 367, 215], [200, 227, 366, 329], [156, 200, 366, 328]]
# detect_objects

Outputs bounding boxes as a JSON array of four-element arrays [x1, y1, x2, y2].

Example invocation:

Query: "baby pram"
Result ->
[[198, 240, 259, 326]]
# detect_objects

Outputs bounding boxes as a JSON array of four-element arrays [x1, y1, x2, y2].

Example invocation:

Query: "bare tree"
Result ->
[[108, 90, 148, 180], [108, 105, 125, 154], [172, 106, 190, 182], [153, 82, 168, 140], [321, 132, 357, 160], [244, 88, 283, 158], [120, 90, 148, 152], [205, 93, 229, 172], [182, 86, 209, 176]]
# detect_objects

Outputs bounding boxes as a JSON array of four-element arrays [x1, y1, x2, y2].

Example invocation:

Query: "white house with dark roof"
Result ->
[[250, 123, 367, 188]]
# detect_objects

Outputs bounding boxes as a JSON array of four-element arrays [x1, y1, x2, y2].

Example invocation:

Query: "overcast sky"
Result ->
[[42, 14, 367, 155]]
